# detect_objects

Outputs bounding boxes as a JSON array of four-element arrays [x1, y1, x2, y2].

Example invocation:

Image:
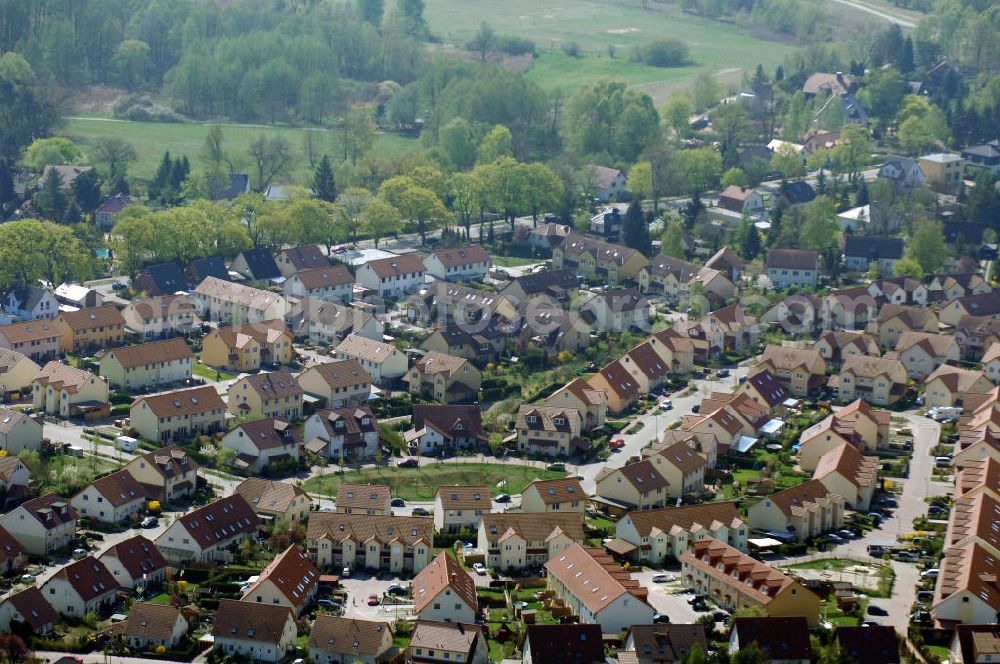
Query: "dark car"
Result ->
[[495, 493, 511, 503], [867, 605, 889, 616], [398, 458, 419, 468], [390, 498, 405, 507], [928, 505, 948, 516], [652, 613, 671, 623], [716, 368, 730, 378], [691, 404, 700, 414], [412, 507, 430, 516]]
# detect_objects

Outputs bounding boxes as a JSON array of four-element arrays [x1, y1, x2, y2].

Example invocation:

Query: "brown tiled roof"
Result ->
[[100, 534, 167, 581], [120, 603, 185, 640], [213, 320, 290, 349], [243, 545, 319, 607], [0, 347, 35, 372], [593, 360, 641, 401], [953, 625, 1000, 664], [234, 477, 310, 514], [837, 354, 906, 381], [237, 371, 303, 401], [336, 334, 400, 364], [213, 599, 294, 644], [556, 379, 606, 406], [176, 495, 260, 550], [300, 360, 372, 390], [544, 544, 649, 614], [3, 587, 57, 631], [56, 306, 125, 331], [33, 361, 103, 394], [813, 443, 879, 490], [763, 479, 843, 517], [138, 444, 200, 479], [49, 556, 119, 600], [435, 485, 489, 510], [653, 440, 707, 475], [293, 265, 353, 290], [946, 492, 1000, 552], [622, 502, 742, 538], [309, 616, 392, 655], [558, 231, 645, 267], [127, 295, 195, 322], [310, 406, 376, 441], [20, 492, 77, 529], [625, 341, 670, 381], [0, 524, 25, 566], [895, 330, 959, 357], [307, 513, 432, 547], [411, 405, 484, 440], [337, 483, 391, 511], [765, 248, 817, 270], [525, 624, 604, 664], [926, 364, 990, 394], [615, 459, 669, 493], [409, 620, 482, 654], [877, 303, 936, 329], [732, 617, 812, 661], [956, 457, 1000, 498], [86, 469, 148, 507], [106, 338, 193, 369], [0, 454, 26, 481], [364, 255, 426, 278], [516, 406, 579, 433], [481, 513, 585, 543], [934, 541, 1000, 611], [626, 624, 707, 664], [281, 245, 329, 271], [834, 626, 900, 664], [526, 478, 586, 505], [0, 319, 59, 344], [414, 351, 468, 377], [231, 417, 297, 451], [681, 538, 800, 605], [430, 245, 490, 269], [133, 385, 225, 418], [759, 345, 823, 372], [817, 331, 878, 362], [413, 551, 478, 613], [195, 277, 285, 311]]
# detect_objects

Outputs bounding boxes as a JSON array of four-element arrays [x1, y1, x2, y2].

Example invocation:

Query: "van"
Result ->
[[115, 435, 138, 452], [935, 456, 951, 468]]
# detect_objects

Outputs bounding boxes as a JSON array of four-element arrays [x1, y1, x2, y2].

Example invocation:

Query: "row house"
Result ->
[[355, 254, 427, 299], [613, 502, 747, 563], [306, 512, 433, 573], [334, 334, 407, 386], [32, 361, 109, 418], [98, 337, 193, 390], [747, 479, 845, 542], [828, 354, 908, 406], [433, 485, 490, 534], [192, 276, 288, 324], [478, 512, 584, 571], [52, 306, 125, 353], [552, 231, 649, 284], [284, 265, 354, 304], [424, 245, 491, 282], [0, 319, 61, 362], [637, 254, 735, 306], [940, 291, 1000, 327], [289, 297, 383, 346], [202, 319, 293, 372], [130, 385, 226, 443], [228, 370, 303, 420], [122, 294, 197, 339], [868, 277, 927, 306]]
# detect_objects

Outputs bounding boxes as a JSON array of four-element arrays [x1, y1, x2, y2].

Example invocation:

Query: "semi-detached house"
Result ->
[[201, 320, 293, 372], [221, 417, 300, 474], [433, 485, 489, 534], [595, 460, 669, 512], [0, 492, 77, 555], [122, 295, 197, 339], [355, 255, 426, 299], [296, 359, 372, 409], [51, 306, 126, 353], [753, 345, 826, 397], [154, 495, 261, 564], [520, 478, 587, 517], [122, 444, 200, 505], [412, 551, 478, 623], [895, 331, 961, 379], [129, 385, 226, 444], [31, 361, 109, 418], [829, 354, 908, 406], [309, 616, 394, 664], [99, 534, 167, 590], [241, 544, 319, 615], [478, 512, 584, 571], [334, 334, 407, 386], [42, 556, 119, 616], [747, 479, 845, 542], [284, 266, 354, 304], [303, 406, 379, 462], [213, 599, 296, 663], [515, 405, 584, 458], [227, 370, 304, 421]]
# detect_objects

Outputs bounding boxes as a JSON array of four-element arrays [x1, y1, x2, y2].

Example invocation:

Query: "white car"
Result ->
[[472, 562, 487, 575], [920, 568, 939, 578], [651, 573, 673, 583], [659, 399, 673, 411]]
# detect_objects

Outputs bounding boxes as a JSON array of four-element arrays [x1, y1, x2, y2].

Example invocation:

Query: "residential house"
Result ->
[[954, 457, 1000, 499], [109, 603, 188, 651], [613, 502, 747, 563], [0, 587, 57, 635], [31, 361, 109, 418], [623, 625, 707, 664], [0, 408, 41, 456], [878, 156, 926, 192], [765, 249, 818, 290], [498, 270, 579, 310], [705, 247, 743, 283], [408, 283, 500, 326], [747, 479, 845, 542], [595, 460, 669, 511], [798, 400, 887, 470], [729, 617, 812, 664], [0, 455, 30, 508], [94, 193, 130, 230], [295, 359, 372, 408], [0, 525, 26, 574], [122, 295, 197, 339], [122, 444, 200, 505], [212, 600, 296, 663], [99, 534, 167, 590], [276, 245, 330, 278], [242, 545, 319, 615], [303, 406, 379, 462], [51, 306, 125, 353], [525, 625, 604, 664], [645, 440, 707, 498], [185, 256, 229, 287], [829, 354, 908, 406], [228, 371, 304, 421], [284, 266, 354, 304], [192, 277, 288, 324], [953, 430, 1000, 471], [478, 512, 584, 571], [290, 297, 383, 346], [649, 329, 696, 375], [42, 556, 119, 616], [842, 236, 904, 275], [201, 320, 293, 372], [336, 483, 391, 515], [779, 181, 816, 207], [305, 512, 433, 573], [355, 254, 427, 299], [424, 245, 491, 282], [133, 262, 187, 297], [308, 617, 394, 664], [433, 486, 489, 534], [71, 469, 147, 525], [4, 285, 58, 320], [941, 292, 1000, 327], [154, 495, 260, 564], [334, 334, 407, 386], [552, 232, 649, 285], [55, 283, 103, 309], [0, 493, 76, 555], [99, 337, 193, 390], [812, 330, 879, 365], [405, 405, 484, 454], [637, 255, 735, 306], [718, 186, 765, 216], [221, 417, 299, 474], [579, 289, 651, 332], [803, 72, 855, 97], [406, 351, 482, 403], [520, 478, 587, 518], [419, 322, 508, 364], [962, 139, 1000, 176], [924, 365, 993, 408], [544, 544, 655, 632], [929, 273, 992, 302], [589, 165, 627, 202], [0, 347, 39, 396], [231, 248, 282, 284], [38, 164, 93, 189], [680, 538, 821, 624], [736, 370, 789, 416], [813, 443, 879, 511], [752, 346, 826, 397], [233, 477, 311, 524], [951, 625, 1000, 664], [515, 406, 584, 458], [408, 621, 487, 664], [129, 386, 226, 444], [873, 304, 939, 348], [528, 222, 572, 250], [541, 379, 608, 432], [834, 626, 900, 664], [586, 360, 641, 414], [868, 277, 928, 307], [895, 331, 961, 378], [932, 541, 1000, 626], [984, 343, 1000, 382], [919, 153, 965, 190], [944, 493, 1000, 556], [413, 551, 478, 623]]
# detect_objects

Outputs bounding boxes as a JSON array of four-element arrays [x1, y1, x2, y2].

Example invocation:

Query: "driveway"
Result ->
[[340, 573, 417, 621], [631, 569, 709, 624]]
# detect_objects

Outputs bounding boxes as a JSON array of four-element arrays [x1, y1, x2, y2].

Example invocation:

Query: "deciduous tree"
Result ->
[[908, 218, 947, 275]]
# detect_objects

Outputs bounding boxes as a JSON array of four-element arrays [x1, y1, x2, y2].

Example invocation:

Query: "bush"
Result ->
[[497, 36, 536, 56], [631, 39, 690, 67], [562, 41, 582, 58]]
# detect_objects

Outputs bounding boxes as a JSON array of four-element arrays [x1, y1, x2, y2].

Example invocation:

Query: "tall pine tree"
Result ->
[[314, 155, 338, 202], [622, 201, 652, 257], [36, 169, 67, 220], [150, 151, 171, 200], [0, 161, 15, 212]]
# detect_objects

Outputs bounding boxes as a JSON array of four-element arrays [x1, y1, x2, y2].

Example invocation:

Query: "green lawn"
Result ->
[[425, 0, 796, 103], [39, 454, 119, 495], [193, 360, 235, 382], [303, 463, 566, 501], [57, 116, 421, 182], [490, 255, 541, 267], [925, 645, 950, 662]]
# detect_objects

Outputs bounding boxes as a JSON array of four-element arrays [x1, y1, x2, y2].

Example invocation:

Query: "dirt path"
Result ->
[[828, 0, 918, 28]]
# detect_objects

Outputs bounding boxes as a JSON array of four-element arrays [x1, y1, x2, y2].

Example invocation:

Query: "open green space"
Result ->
[[38, 454, 119, 495], [787, 558, 895, 598], [490, 255, 541, 267], [193, 360, 235, 382], [57, 117, 421, 182], [303, 462, 566, 501]]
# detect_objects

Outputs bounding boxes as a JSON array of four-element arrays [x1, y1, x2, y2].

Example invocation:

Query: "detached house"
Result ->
[[297, 359, 372, 408], [613, 502, 747, 563], [895, 331, 961, 378], [753, 346, 826, 397], [829, 354, 908, 406], [129, 385, 226, 444], [520, 478, 587, 517], [940, 291, 1000, 326], [99, 337, 193, 390], [747, 479, 845, 542], [0, 587, 57, 635], [122, 295, 197, 339], [515, 405, 584, 458], [71, 469, 148, 525], [228, 371, 304, 420], [213, 599, 296, 663], [31, 361, 109, 418], [812, 330, 879, 365], [303, 406, 379, 461], [433, 485, 490, 533], [406, 351, 482, 403], [334, 334, 407, 386], [155, 495, 261, 564], [878, 156, 926, 192], [201, 320, 293, 372], [842, 236, 904, 275], [284, 266, 354, 304], [110, 603, 188, 651], [765, 249, 818, 290], [355, 254, 427, 299], [717, 186, 765, 216], [424, 245, 491, 282], [99, 534, 167, 590], [4, 284, 58, 320], [624, 625, 707, 664], [221, 417, 299, 474], [305, 512, 433, 573], [242, 545, 319, 615], [192, 276, 288, 324], [579, 289, 652, 332], [408, 621, 487, 664], [123, 444, 200, 505], [42, 556, 119, 616], [0, 492, 77, 555], [406, 405, 484, 454], [0, 407, 42, 455], [133, 262, 187, 297], [231, 248, 281, 284], [412, 551, 478, 623], [587, 360, 641, 414], [478, 512, 584, 571], [51, 306, 125, 353], [595, 460, 669, 511]]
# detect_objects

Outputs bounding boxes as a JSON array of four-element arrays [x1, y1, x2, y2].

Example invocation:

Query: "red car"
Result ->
[[367, 594, 379, 606], [609, 437, 625, 450]]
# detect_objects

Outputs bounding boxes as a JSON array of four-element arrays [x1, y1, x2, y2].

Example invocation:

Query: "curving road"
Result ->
[[829, 0, 918, 27]]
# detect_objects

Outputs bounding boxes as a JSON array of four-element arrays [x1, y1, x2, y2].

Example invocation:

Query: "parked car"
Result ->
[[878, 497, 898, 508], [652, 613, 671, 623], [412, 507, 430, 516], [391, 498, 405, 507], [609, 437, 625, 450], [928, 505, 948, 516], [659, 399, 673, 411], [712, 611, 729, 622], [495, 493, 511, 503], [140, 516, 158, 528], [716, 369, 730, 378], [826, 534, 846, 545], [547, 462, 566, 472], [895, 551, 920, 562], [71, 548, 87, 560], [342, 567, 351, 578], [920, 568, 940, 579], [398, 458, 419, 468], [867, 605, 889, 616], [367, 594, 379, 606], [473, 562, 487, 575], [651, 574, 671, 583], [837, 529, 857, 540], [386, 584, 407, 596], [318, 599, 341, 608], [861, 621, 881, 627]]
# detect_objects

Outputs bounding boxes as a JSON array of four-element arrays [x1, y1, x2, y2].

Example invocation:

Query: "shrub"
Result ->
[[562, 41, 582, 58], [631, 39, 690, 67], [497, 36, 536, 56]]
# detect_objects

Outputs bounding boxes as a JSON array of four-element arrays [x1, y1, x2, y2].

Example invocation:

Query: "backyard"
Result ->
[[302, 462, 566, 501]]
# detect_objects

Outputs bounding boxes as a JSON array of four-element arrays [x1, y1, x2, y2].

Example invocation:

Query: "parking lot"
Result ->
[[339, 572, 416, 621], [629, 569, 714, 625]]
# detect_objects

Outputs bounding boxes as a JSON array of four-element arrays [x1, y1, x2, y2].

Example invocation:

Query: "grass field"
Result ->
[[56, 116, 422, 182], [425, 0, 797, 102], [303, 462, 566, 501]]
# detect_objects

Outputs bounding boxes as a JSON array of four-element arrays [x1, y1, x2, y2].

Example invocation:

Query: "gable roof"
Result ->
[[293, 265, 353, 290], [926, 364, 991, 395], [411, 405, 484, 440], [622, 502, 742, 538], [49, 556, 119, 601], [813, 443, 879, 490], [526, 477, 586, 505], [414, 351, 469, 378], [741, 370, 788, 407], [300, 359, 372, 392], [135, 444, 200, 480], [409, 620, 482, 654], [186, 257, 230, 284], [780, 181, 816, 205], [337, 483, 391, 511], [234, 477, 310, 515], [834, 626, 899, 664], [18, 492, 77, 529], [759, 345, 822, 372], [281, 245, 329, 271], [194, 277, 285, 312], [2, 587, 57, 631], [413, 551, 478, 613], [309, 616, 392, 655], [589, 165, 623, 188], [33, 361, 103, 394], [117, 603, 185, 641], [505, 269, 580, 298], [175, 495, 260, 550], [107, 337, 193, 369], [306, 512, 432, 547], [836, 354, 906, 381], [99, 534, 167, 581], [481, 512, 585, 543], [598, 459, 668, 494], [230, 417, 296, 451], [954, 291, 1000, 318], [6, 284, 52, 311], [653, 439, 708, 475], [243, 545, 319, 607], [132, 385, 225, 418], [430, 245, 490, 269], [763, 479, 841, 517], [236, 371, 303, 401], [682, 538, 800, 605], [335, 334, 400, 364], [0, 319, 59, 344], [139, 263, 187, 295], [732, 617, 812, 661], [544, 544, 649, 614], [435, 485, 489, 510], [525, 624, 604, 664], [213, 599, 293, 644], [0, 524, 26, 567], [765, 248, 818, 270], [895, 330, 958, 357], [126, 295, 196, 322], [516, 405, 580, 434], [593, 360, 641, 401], [363, 254, 426, 278], [236, 248, 281, 280], [956, 457, 1000, 499], [84, 469, 148, 507], [626, 624, 707, 664], [934, 541, 1000, 612], [843, 235, 904, 261], [557, 231, 645, 267], [56, 306, 125, 331]]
